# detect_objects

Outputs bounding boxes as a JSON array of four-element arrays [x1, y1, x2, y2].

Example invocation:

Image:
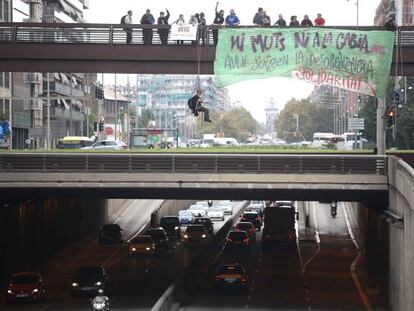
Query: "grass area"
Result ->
[[0, 147, 378, 154]]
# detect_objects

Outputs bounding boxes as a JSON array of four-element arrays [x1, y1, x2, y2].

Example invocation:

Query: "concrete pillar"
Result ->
[[376, 98, 386, 155]]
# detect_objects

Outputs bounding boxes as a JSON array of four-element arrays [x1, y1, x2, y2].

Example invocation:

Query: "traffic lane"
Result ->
[[304, 202, 365, 310], [43, 201, 247, 310], [0, 200, 166, 311], [108, 201, 248, 310], [248, 242, 306, 309], [184, 212, 264, 311]]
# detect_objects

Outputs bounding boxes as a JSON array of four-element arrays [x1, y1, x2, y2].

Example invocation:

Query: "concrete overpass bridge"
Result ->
[[0, 23, 413, 75], [0, 153, 388, 204]]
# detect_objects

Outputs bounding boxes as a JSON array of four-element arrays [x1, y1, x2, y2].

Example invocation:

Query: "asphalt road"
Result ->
[[0, 201, 246, 311], [185, 201, 373, 311]]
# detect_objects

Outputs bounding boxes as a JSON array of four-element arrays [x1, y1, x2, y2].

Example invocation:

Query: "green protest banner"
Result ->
[[214, 28, 395, 98]]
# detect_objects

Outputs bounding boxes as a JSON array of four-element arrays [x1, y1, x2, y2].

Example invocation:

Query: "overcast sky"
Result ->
[[84, 0, 381, 123]]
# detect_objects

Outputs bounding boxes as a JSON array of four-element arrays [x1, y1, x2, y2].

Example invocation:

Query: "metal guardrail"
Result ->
[[0, 154, 387, 175], [0, 23, 409, 47]]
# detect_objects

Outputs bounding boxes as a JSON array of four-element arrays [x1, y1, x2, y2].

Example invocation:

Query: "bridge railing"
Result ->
[[0, 154, 387, 175], [0, 22, 407, 46]]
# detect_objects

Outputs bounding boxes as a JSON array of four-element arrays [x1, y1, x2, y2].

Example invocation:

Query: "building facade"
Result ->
[[10, 0, 95, 149], [375, 0, 414, 26]]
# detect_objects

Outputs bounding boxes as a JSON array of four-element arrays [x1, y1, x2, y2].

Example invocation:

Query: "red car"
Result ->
[[6, 272, 46, 304]]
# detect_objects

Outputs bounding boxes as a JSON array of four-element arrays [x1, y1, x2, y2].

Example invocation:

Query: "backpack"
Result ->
[[188, 97, 196, 111], [121, 15, 128, 24]]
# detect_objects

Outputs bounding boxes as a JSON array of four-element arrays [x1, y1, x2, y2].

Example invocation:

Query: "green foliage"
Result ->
[[137, 110, 153, 128], [276, 98, 334, 141], [359, 96, 377, 143], [197, 107, 261, 142]]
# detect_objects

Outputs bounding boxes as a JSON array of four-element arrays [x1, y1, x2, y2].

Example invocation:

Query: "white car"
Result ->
[[207, 207, 225, 221], [81, 140, 128, 150], [196, 201, 210, 209], [188, 204, 208, 217], [178, 210, 195, 225], [216, 201, 233, 215]]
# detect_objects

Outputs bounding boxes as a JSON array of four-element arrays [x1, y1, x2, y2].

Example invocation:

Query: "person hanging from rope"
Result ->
[[188, 90, 212, 122]]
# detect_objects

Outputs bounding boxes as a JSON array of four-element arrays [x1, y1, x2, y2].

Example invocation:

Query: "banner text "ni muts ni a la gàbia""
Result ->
[[214, 28, 395, 98]]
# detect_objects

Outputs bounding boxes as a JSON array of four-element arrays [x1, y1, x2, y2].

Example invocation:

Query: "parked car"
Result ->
[[6, 272, 46, 304], [240, 211, 262, 230], [188, 204, 208, 217], [144, 228, 169, 252], [159, 216, 181, 239], [178, 210, 195, 225], [194, 217, 214, 236], [71, 266, 108, 295], [129, 235, 158, 256], [215, 263, 248, 292], [225, 230, 250, 250], [235, 222, 256, 242], [216, 201, 233, 215], [183, 224, 211, 246], [81, 139, 128, 150], [207, 206, 225, 221], [99, 224, 123, 244], [195, 201, 210, 209]]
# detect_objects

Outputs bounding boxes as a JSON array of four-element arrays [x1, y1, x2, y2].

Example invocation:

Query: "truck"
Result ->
[[262, 205, 297, 250]]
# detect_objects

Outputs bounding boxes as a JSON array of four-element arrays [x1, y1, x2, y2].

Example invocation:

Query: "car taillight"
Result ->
[[215, 275, 222, 281], [256, 217, 260, 221], [226, 237, 232, 242], [241, 277, 247, 283], [288, 232, 295, 240], [244, 238, 249, 244]]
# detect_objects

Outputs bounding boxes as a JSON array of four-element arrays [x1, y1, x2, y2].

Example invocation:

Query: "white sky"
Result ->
[[85, 0, 381, 123]]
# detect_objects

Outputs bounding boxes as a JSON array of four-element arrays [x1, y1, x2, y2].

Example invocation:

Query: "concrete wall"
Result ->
[[387, 157, 414, 311]]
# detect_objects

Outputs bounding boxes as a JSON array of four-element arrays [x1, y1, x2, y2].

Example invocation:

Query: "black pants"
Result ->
[[195, 105, 210, 121], [126, 31, 132, 44], [142, 29, 153, 44], [158, 30, 169, 44], [213, 29, 218, 45]]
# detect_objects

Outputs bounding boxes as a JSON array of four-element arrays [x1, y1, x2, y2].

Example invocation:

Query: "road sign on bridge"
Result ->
[[348, 118, 365, 131]]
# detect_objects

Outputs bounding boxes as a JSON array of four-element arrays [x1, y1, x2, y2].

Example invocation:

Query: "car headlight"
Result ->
[[72, 282, 78, 287], [174, 226, 179, 230], [202, 234, 207, 238], [183, 234, 188, 239], [95, 281, 102, 286], [131, 247, 136, 251], [7, 289, 12, 294], [145, 247, 151, 251], [32, 288, 39, 293]]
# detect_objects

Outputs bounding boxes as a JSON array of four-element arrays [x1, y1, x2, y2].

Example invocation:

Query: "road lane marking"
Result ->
[[342, 203, 374, 311], [303, 202, 321, 271]]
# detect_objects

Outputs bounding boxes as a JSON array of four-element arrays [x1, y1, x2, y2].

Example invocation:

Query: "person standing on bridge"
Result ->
[[198, 12, 207, 45], [141, 9, 155, 45], [225, 9, 240, 26], [157, 9, 170, 45], [289, 15, 300, 27], [212, 2, 224, 46], [274, 14, 287, 27], [314, 13, 325, 26], [122, 10, 133, 44], [385, 17, 397, 31], [253, 7, 264, 26], [188, 90, 212, 122], [175, 14, 185, 45], [301, 15, 314, 27]]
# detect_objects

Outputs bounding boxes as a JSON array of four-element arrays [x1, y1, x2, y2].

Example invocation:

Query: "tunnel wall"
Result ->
[[0, 197, 191, 285], [0, 198, 106, 283], [388, 157, 414, 311]]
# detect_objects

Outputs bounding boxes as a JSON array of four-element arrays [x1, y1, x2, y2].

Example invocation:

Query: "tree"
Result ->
[[197, 107, 261, 142], [276, 98, 334, 142]]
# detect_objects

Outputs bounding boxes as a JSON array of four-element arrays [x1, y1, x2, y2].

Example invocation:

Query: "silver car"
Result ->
[[81, 140, 128, 150]]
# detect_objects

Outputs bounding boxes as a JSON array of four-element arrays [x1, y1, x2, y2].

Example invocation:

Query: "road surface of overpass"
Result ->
[[0, 153, 388, 204], [0, 23, 412, 75]]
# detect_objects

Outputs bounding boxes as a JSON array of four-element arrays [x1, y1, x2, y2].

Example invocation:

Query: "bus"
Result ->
[[57, 136, 94, 149]]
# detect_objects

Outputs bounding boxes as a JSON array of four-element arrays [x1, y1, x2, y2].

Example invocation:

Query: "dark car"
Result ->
[[160, 216, 181, 239], [194, 217, 214, 236], [225, 230, 250, 250], [71, 266, 108, 296], [215, 263, 248, 292], [6, 272, 46, 304], [183, 224, 211, 246], [235, 222, 256, 242], [144, 228, 169, 252], [99, 224, 122, 244], [240, 211, 262, 230]]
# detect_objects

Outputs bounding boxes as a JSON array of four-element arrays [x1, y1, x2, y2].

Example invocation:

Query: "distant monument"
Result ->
[[265, 98, 278, 136]]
